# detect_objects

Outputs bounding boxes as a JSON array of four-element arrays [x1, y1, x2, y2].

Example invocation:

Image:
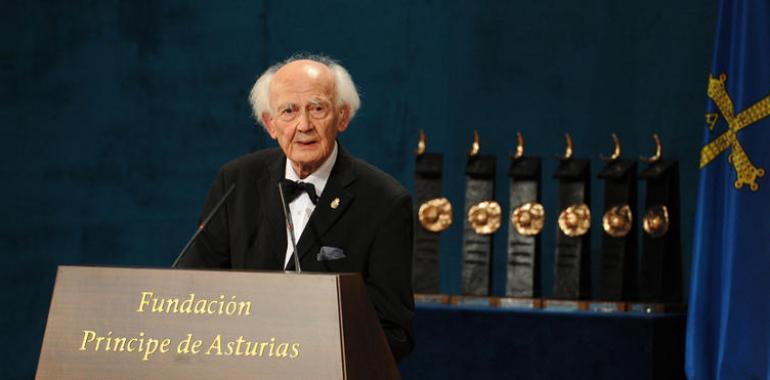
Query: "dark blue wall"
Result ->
[[0, 1, 715, 377]]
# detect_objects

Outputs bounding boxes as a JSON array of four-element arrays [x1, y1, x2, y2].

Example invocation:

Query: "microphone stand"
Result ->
[[172, 183, 236, 268], [278, 182, 302, 273]]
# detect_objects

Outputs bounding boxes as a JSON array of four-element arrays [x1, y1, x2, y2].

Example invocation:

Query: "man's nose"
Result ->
[[295, 109, 314, 132]]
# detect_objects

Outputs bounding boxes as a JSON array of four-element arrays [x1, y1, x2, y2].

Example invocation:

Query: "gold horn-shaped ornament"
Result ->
[[556, 133, 573, 161], [602, 204, 632, 237], [469, 130, 480, 157], [600, 133, 622, 163], [418, 197, 453, 232], [467, 200, 501, 235], [511, 132, 525, 160], [640, 133, 663, 164], [558, 203, 591, 237], [415, 129, 426, 156], [643, 204, 669, 238], [511, 202, 545, 236]]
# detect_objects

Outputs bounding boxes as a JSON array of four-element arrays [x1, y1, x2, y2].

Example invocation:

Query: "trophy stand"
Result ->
[[497, 133, 543, 309], [591, 134, 638, 312], [413, 130, 451, 304], [456, 131, 499, 305], [632, 134, 683, 312], [545, 134, 591, 311]]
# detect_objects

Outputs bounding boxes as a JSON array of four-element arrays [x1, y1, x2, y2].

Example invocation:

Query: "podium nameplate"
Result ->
[[36, 266, 398, 379]]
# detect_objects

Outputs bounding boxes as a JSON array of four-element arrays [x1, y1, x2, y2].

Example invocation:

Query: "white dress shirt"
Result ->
[[282, 142, 338, 269]]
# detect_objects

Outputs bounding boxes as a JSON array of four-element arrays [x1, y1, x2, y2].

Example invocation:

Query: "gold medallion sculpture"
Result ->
[[600, 133, 621, 163], [558, 203, 591, 237], [511, 202, 545, 236], [640, 133, 662, 164], [415, 129, 426, 156], [418, 197, 453, 232], [467, 200, 501, 235], [469, 130, 480, 157], [556, 133, 574, 161], [602, 204, 632, 237], [643, 204, 669, 238], [512, 132, 525, 160]]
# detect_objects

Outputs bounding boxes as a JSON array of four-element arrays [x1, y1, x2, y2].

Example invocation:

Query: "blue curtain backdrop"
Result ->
[[686, 0, 770, 379], [1, 1, 716, 378]]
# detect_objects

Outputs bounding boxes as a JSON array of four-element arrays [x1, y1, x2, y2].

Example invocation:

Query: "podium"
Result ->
[[36, 266, 399, 379]]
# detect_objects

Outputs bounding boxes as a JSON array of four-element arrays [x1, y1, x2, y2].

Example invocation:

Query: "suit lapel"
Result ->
[[251, 152, 287, 270], [291, 147, 356, 267]]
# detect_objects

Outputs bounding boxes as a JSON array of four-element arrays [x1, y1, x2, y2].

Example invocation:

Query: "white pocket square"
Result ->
[[317, 246, 346, 261]]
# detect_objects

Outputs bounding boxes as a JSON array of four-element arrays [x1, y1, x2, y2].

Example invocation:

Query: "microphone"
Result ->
[[172, 183, 236, 268], [277, 181, 302, 273]]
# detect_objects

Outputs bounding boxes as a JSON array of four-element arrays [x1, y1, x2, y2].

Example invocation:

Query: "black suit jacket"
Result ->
[[177, 146, 415, 360]]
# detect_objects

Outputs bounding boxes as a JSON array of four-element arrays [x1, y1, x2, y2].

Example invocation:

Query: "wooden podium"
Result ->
[[36, 266, 399, 379]]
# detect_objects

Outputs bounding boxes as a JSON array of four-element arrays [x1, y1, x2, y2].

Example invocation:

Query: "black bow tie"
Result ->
[[279, 179, 319, 205]]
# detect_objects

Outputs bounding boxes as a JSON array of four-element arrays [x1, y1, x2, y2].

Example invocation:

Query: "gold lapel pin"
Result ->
[[330, 197, 340, 209]]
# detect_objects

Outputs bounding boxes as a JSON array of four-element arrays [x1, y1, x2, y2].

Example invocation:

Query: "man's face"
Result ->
[[262, 60, 349, 177]]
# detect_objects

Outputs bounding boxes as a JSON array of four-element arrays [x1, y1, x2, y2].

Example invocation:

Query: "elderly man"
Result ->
[[177, 55, 415, 360]]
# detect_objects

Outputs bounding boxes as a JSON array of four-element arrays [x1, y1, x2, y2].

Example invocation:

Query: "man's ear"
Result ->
[[261, 113, 278, 139], [336, 106, 351, 133]]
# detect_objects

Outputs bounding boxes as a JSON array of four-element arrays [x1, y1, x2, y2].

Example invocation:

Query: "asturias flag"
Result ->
[[685, 0, 770, 379]]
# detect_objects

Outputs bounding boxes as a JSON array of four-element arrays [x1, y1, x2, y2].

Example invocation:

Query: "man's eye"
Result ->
[[309, 104, 328, 116]]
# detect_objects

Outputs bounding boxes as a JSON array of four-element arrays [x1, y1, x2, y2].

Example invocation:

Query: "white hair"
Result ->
[[249, 54, 361, 128]]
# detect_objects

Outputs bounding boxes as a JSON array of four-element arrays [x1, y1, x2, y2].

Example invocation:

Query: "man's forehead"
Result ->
[[270, 65, 335, 106], [273, 61, 334, 87]]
